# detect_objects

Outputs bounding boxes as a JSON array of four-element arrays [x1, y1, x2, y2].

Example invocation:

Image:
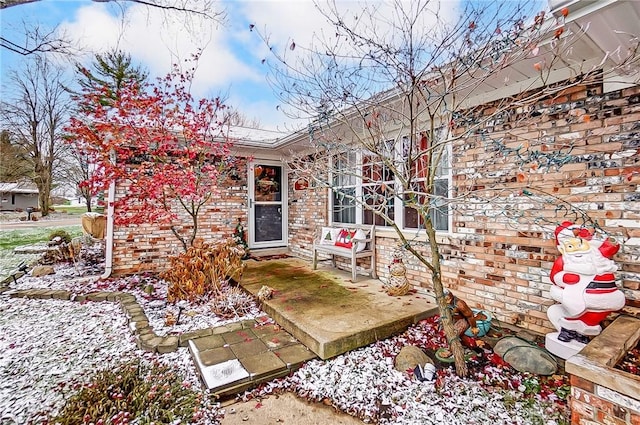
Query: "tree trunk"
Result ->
[[425, 222, 468, 377], [38, 184, 51, 216]]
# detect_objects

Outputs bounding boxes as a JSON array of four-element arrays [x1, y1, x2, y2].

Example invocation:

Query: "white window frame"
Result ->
[[328, 136, 452, 232], [398, 132, 452, 233], [330, 150, 359, 224]]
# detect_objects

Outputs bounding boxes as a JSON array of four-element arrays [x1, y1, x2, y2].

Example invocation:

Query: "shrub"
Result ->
[[50, 358, 210, 425], [48, 229, 72, 244], [209, 282, 257, 319], [162, 239, 246, 304]]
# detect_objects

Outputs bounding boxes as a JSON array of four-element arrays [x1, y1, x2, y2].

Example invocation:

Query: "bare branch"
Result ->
[[1, 55, 73, 215], [0, 24, 75, 56], [256, 0, 640, 377], [1, 0, 224, 56]]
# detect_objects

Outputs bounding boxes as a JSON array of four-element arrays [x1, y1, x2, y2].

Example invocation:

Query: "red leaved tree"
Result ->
[[66, 55, 238, 251]]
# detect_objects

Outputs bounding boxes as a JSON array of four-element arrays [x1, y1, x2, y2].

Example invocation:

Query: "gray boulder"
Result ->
[[494, 336, 557, 375], [394, 345, 433, 373]]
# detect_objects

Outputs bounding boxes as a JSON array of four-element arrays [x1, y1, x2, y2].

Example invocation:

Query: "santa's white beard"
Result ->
[[562, 251, 597, 276]]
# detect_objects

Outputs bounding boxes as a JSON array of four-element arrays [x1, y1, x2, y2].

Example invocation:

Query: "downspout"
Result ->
[[101, 179, 116, 279], [101, 147, 116, 279]]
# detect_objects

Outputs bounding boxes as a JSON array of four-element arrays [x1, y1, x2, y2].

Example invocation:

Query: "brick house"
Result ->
[[102, 0, 640, 338]]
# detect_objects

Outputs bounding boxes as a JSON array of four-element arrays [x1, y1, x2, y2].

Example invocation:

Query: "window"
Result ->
[[328, 131, 451, 232], [332, 151, 357, 223], [402, 132, 451, 232], [362, 142, 395, 226]]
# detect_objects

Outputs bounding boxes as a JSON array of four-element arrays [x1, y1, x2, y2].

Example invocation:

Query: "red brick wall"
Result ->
[[287, 181, 328, 259], [110, 83, 640, 335], [111, 169, 248, 275], [571, 375, 640, 425]]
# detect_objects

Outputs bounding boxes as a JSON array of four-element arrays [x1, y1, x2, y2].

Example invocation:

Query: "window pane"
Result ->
[[404, 203, 420, 228], [254, 204, 283, 242], [434, 145, 449, 178], [363, 185, 394, 225], [431, 179, 449, 231], [332, 188, 356, 223], [362, 150, 394, 226], [333, 151, 357, 186], [403, 181, 425, 229], [403, 179, 449, 232]]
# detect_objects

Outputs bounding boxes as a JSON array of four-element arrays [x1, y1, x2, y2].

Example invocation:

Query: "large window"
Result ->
[[362, 141, 395, 226], [329, 132, 451, 232]]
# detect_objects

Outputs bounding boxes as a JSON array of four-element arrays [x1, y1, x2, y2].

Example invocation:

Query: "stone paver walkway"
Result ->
[[188, 319, 316, 397]]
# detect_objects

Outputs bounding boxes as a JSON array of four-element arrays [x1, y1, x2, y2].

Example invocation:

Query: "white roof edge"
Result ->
[[548, 0, 619, 18]]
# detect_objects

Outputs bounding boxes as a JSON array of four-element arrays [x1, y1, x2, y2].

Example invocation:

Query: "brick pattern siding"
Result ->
[[286, 82, 640, 334], [571, 375, 640, 425], [111, 171, 248, 276]]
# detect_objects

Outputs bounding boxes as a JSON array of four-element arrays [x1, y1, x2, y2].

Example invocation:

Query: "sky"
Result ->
[[0, 0, 349, 135], [0, 0, 550, 136]]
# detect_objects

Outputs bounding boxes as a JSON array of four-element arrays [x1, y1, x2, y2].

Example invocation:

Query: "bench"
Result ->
[[312, 223, 377, 282]]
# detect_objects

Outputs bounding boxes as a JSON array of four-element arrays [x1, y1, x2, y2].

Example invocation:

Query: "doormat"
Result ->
[[249, 254, 291, 261]]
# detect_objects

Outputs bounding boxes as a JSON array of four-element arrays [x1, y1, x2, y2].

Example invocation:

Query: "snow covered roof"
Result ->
[[0, 181, 38, 194]]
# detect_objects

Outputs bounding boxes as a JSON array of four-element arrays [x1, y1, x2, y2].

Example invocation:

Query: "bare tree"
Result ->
[[2, 0, 221, 19], [255, 0, 640, 376], [1, 0, 224, 56], [0, 23, 76, 56], [57, 147, 94, 211], [1, 55, 73, 216]]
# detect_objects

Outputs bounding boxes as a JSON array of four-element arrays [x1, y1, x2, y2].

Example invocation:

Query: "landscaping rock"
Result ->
[[31, 265, 55, 277], [494, 336, 557, 375], [157, 336, 179, 353], [394, 345, 432, 373]]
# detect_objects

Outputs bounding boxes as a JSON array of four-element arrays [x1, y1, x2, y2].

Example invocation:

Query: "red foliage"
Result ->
[[66, 53, 239, 249]]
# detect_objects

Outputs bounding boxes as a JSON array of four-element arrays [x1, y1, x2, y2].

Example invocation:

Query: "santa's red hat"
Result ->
[[555, 221, 592, 245]]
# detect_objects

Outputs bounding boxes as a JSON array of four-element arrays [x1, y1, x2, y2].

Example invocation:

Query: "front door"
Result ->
[[248, 162, 287, 248]]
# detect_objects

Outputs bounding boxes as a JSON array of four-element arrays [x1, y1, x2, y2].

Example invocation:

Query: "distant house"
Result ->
[[0, 181, 38, 211]]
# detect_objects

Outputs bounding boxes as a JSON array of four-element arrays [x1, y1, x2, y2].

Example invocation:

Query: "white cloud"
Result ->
[[51, 0, 464, 131], [58, 2, 259, 99]]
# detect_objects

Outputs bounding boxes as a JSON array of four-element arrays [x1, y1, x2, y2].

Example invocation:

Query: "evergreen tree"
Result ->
[[0, 130, 31, 182], [66, 49, 148, 210], [74, 49, 148, 106]]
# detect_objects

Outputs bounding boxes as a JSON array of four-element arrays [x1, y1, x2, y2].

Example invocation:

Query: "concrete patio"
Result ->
[[188, 256, 439, 397], [239, 256, 438, 359]]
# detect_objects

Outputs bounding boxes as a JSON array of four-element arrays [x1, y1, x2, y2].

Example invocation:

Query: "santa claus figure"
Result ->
[[547, 221, 626, 345]]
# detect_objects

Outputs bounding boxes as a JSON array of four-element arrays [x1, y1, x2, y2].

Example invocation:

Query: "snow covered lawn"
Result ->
[[0, 261, 570, 424]]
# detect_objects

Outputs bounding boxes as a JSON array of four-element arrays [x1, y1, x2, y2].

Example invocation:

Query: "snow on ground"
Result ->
[[0, 254, 570, 425], [0, 297, 140, 424]]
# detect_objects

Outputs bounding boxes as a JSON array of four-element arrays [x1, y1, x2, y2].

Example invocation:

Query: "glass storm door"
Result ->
[[248, 162, 287, 248]]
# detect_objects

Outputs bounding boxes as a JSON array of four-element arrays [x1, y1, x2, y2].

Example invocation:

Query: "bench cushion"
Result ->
[[354, 229, 367, 252], [334, 228, 355, 248], [318, 227, 368, 253]]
